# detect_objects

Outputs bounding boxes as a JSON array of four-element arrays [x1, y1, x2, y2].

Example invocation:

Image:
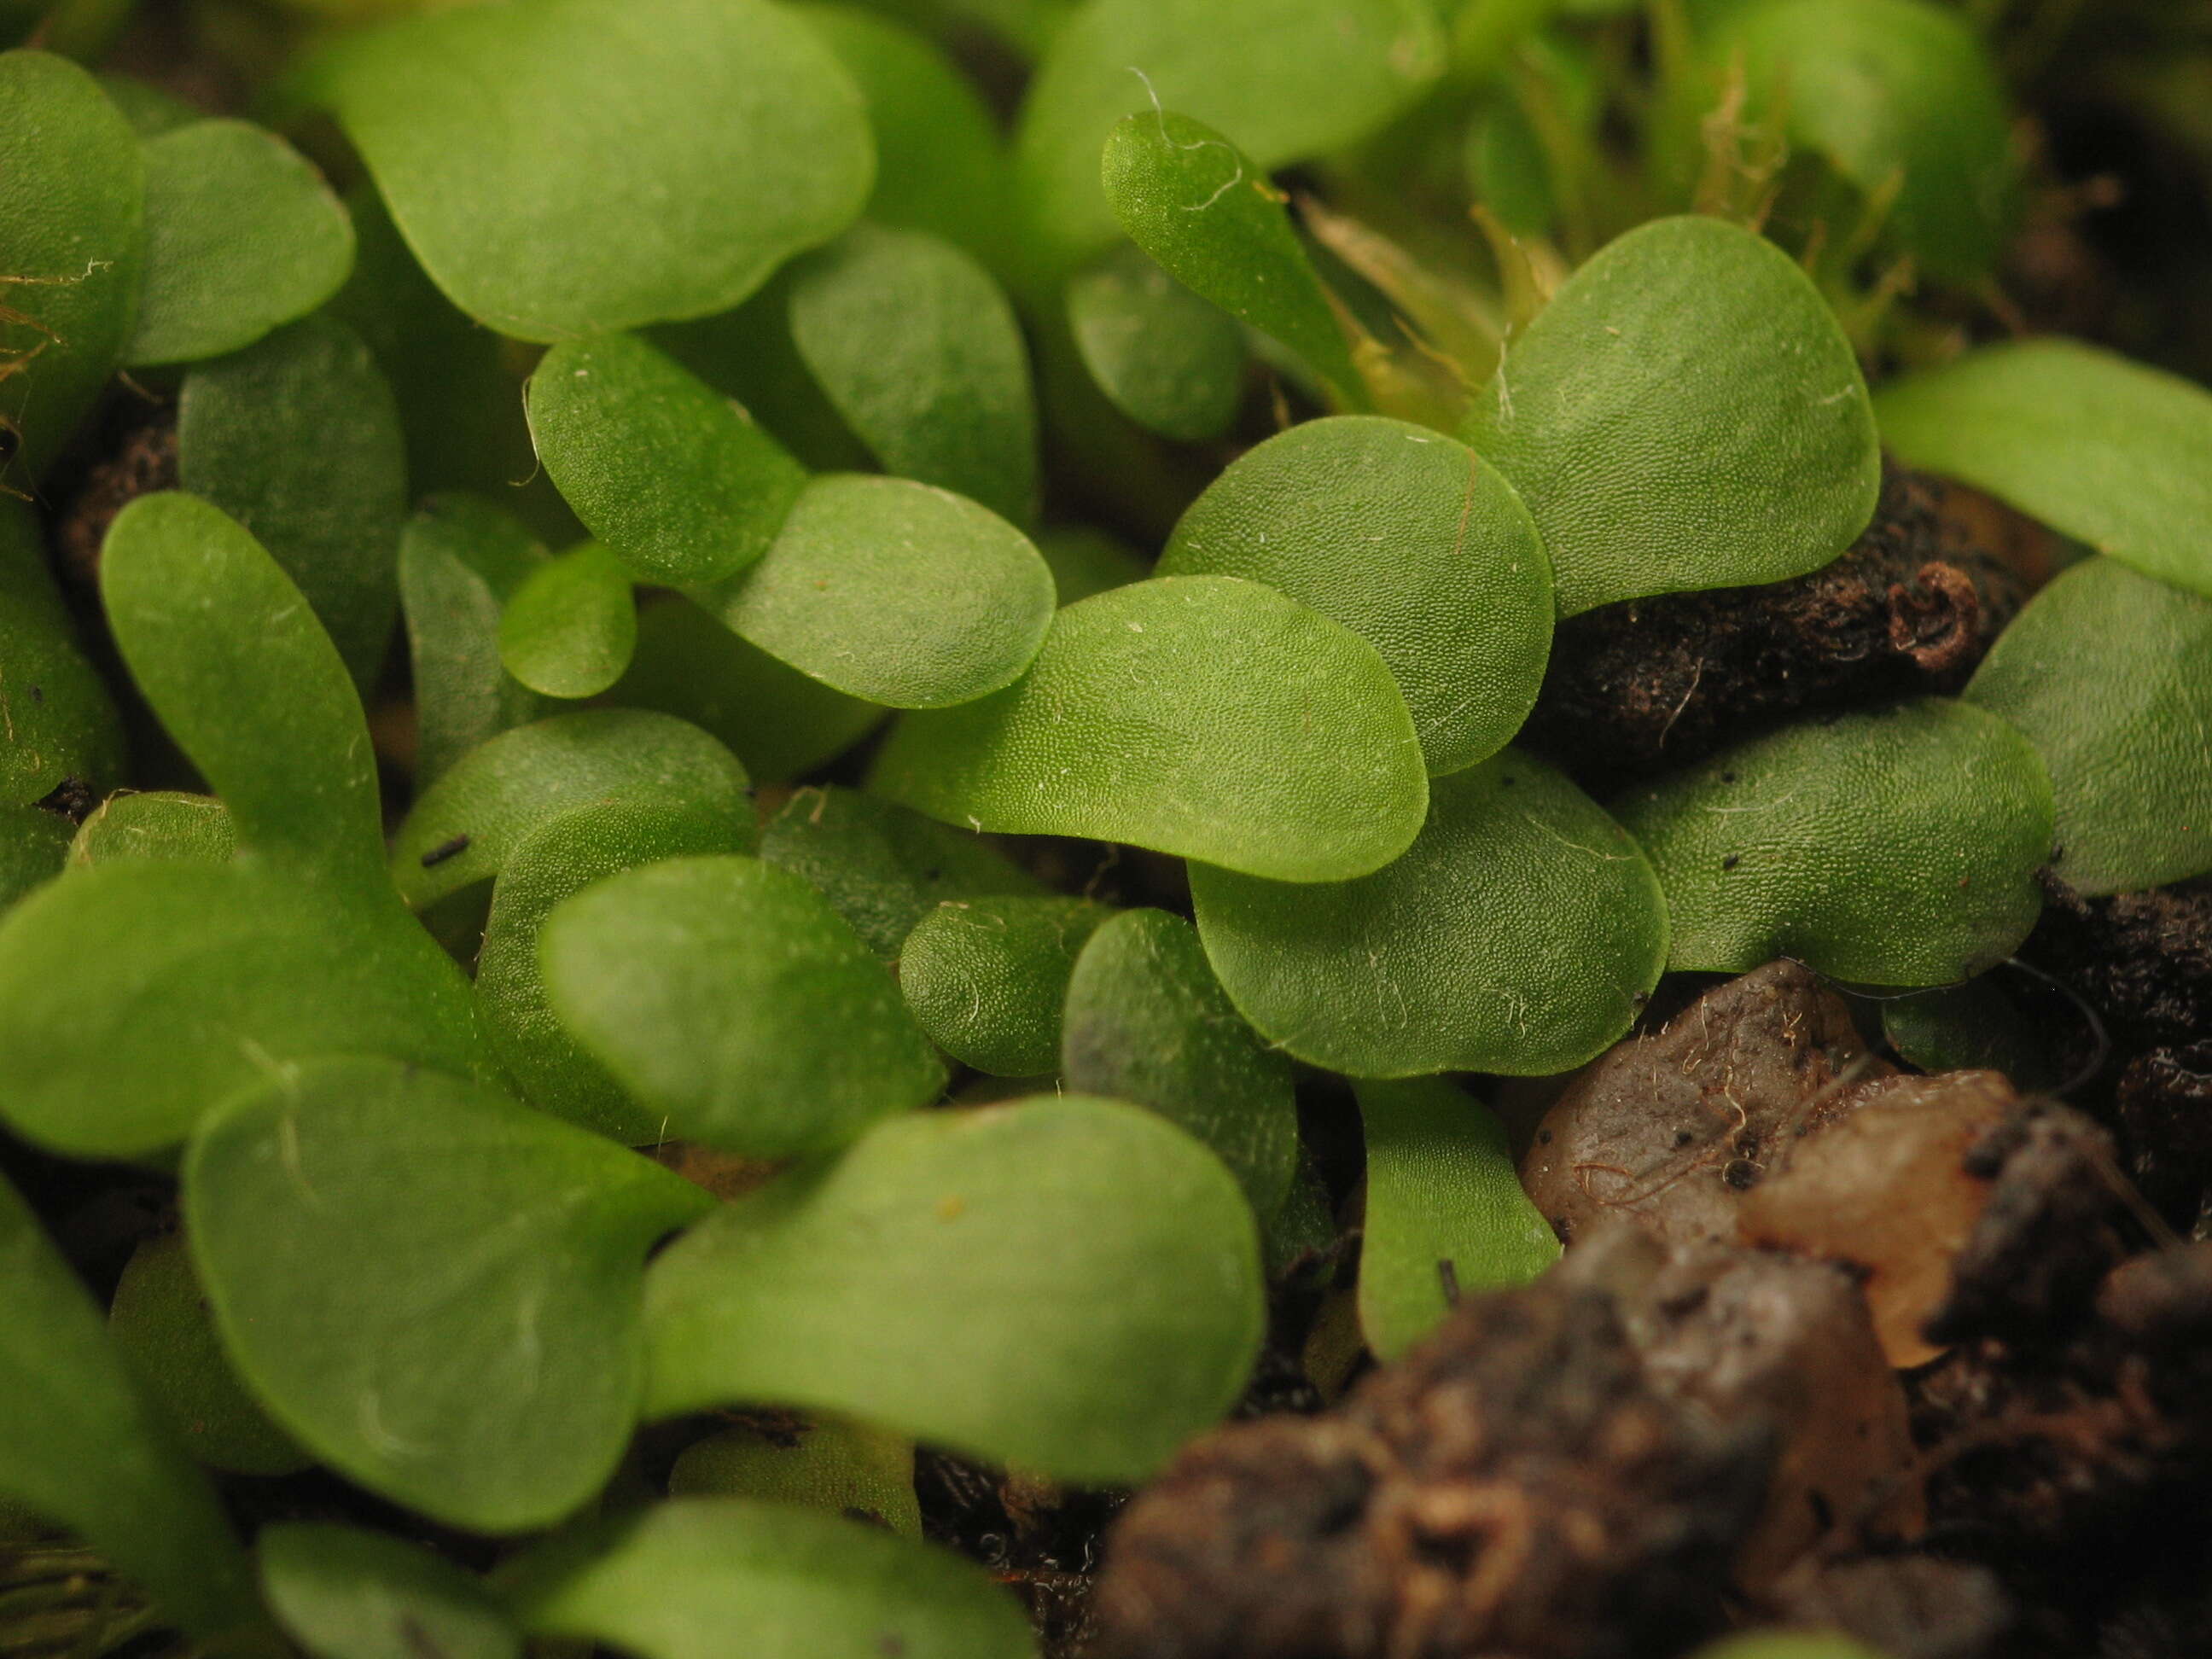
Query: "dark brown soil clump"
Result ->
[[46, 399, 178, 590]]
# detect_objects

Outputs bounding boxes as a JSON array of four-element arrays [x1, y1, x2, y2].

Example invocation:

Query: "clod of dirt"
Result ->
[[914, 1450, 1123, 1658], [47, 400, 178, 589], [1762, 1555, 2012, 1659], [1520, 463, 2046, 785], [2112, 1043, 2212, 1221], [2024, 875, 2212, 1051]]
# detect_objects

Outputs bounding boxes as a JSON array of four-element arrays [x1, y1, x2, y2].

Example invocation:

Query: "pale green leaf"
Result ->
[[1067, 242, 1246, 441], [0, 500, 123, 806], [498, 543, 636, 700], [399, 495, 551, 788], [260, 1523, 520, 1659], [68, 792, 234, 869], [899, 894, 1109, 1076], [669, 1417, 919, 1537]]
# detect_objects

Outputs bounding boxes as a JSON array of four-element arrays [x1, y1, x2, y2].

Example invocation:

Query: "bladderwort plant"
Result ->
[[1, 0, 2209, 1654]]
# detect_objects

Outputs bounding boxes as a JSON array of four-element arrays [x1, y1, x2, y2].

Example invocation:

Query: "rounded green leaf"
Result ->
[[1881, 976, 2060, 1092], [109, 1232, 309, 1477], [177, 314, 406, 689], [1353, 1077, 1559, 1362], [1161, 416, 1551, 776], [1875, 339, 2212, 601], [789, 224, 1037, 524], [498, 543, 636, 700], [0, 1175, 258, 1640], [68, 792, 234, 869], [543, 856, 948, 1155], [1038, 524, 1148, 605], [1190, 749, 1666, 1075], [1101, 111, 1360, 406], [186, 1057, 713, 1533], [1061, 906, 1297, 1219], [1963, 556, 2212, 896], [508, 1500, 1034, 1659], [1067, 242, 1246, 442], [1463, 215, 1880, 616], [260, 1523, 520, 1659], [870, 576, 1428, 882], [669, 1417, 919, 1537], [0, 500, 123, 807], [706, 474, 1056, 708], [125, 119, 354, 367], [1720, 0, 2013, 285], [301, 0, 875, 340], [0, 860, 484, 1157], [1615, 698, 2053, 986], [0, 49, 143, 488], [608, 596, 883, 783], [643, 1097, 1265, 1482], [399, 495, 552, 788], [527, 332, 808, 585], [391, 708, 753, 908], [0, 805, 71, 911], [899, 894, 1109, 1076]]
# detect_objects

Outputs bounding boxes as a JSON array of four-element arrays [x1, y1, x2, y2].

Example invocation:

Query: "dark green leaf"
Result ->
[[1067, 242, 1246, 441], [899, 894, 1109, 1076], [498, 543, 636, 700], [0, 806, 70, 910], [1037, 524, 1149, 604], [260, 1523, 520, 1659], [399, 495, 551, 788], [0, 500, 123, 806], [668, 1417, 920, 1537], [1880, 978, 2061, 1093]]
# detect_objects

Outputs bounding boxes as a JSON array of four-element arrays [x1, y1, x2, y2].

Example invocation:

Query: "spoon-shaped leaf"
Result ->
[[298, 0, 874, 341], [0, 50, 143, 488], [498, 543, 636, 700], [527, 333, 808, 585], [399, 495, 550, 788], [1463, 215, 1880, 616], [644, 1097, 1264, 1481], [543, 856, 947, 1155], [704, 474, 1056, 708], [103, 492, 385, 893], [899, 894, 1109, 1076], [178, 315, 405, 688], [506, 1499, 1034, 1659], [0, 501, 123, 806], [1962, 557, 2212, 896], [871, 576, 1428, 882], [789, 224, 1037, 524], [1061, 907, 1297, 1219], [1353, 1077, 1559, 1361], [68, 792, 234, 869], [1190, 750, 1665, 1075], [1067, 242, 1246, 442], [670, 1417, 920, 1537], [260, 1523, 520, 1659], [1161, 416, 1551, 776], [125, 119, 354, 367], [391, 708, 752, 908], [1615, 699, 2052, 985], [1874, 339, 2212, 601], [1102, 111, 1360, 407], [0, 1175, 259, 1639], [186, 1057, 713, 1533]]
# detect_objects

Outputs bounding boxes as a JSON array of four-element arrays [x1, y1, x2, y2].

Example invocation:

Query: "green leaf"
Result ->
[[899, 894, 1109, 1076], [669, 1416, 920, 1537], [0, 500, 123, 806], [1353, 1077, 1559, 1361], [1061, 906, 1297, 1219], [705, 474, 1056, 708], [0, 1174, 259, 1639], [1067, 242, 1246, 441], [0, 860, 484, 1157], [1718, 0, 2013, 284], [757, 784, 1046, 960], [260, 1523, 520, 1659], [870, 576, 1428, 882], [109, 1232, 309, 1476], [1874, 339, 2212, 601], [789, 224, 1038, 524], [390, 708, 753, 909], [1102, 112, 1360, 407], [1615, 698, 2053, 986], [1688, 1634, 1890, 1659], [103, 492, 384, 890], [399, 495, 551, 788], [1161, 416, 1551, 777], [527, 332, 808, 585], [0, 50, 143, 488], [643, 1097, 1263, 1481], [507, 1499, 1034, 1659], [1013, 0, 1445, 262], [97, 73, 199, 138], [498, 543, 636, 700], [1463, 215, 1880, 616], [125, 119, 354, 367], [177, 314, 406, 688], [609, 596, 882, 783], [1880, 976, 2061, 1092], [0, 805, 70, 910], [1190, 750, 1666, 1075], [186, 1057, 713, 1533], [300, 0, 875, 341], [543, 855, 946, 1155], [68, 792, 234, 869], [480, 800, 752, 1144], [1963, 556, 2212, 896], [1037, 524, 1148, 604]]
